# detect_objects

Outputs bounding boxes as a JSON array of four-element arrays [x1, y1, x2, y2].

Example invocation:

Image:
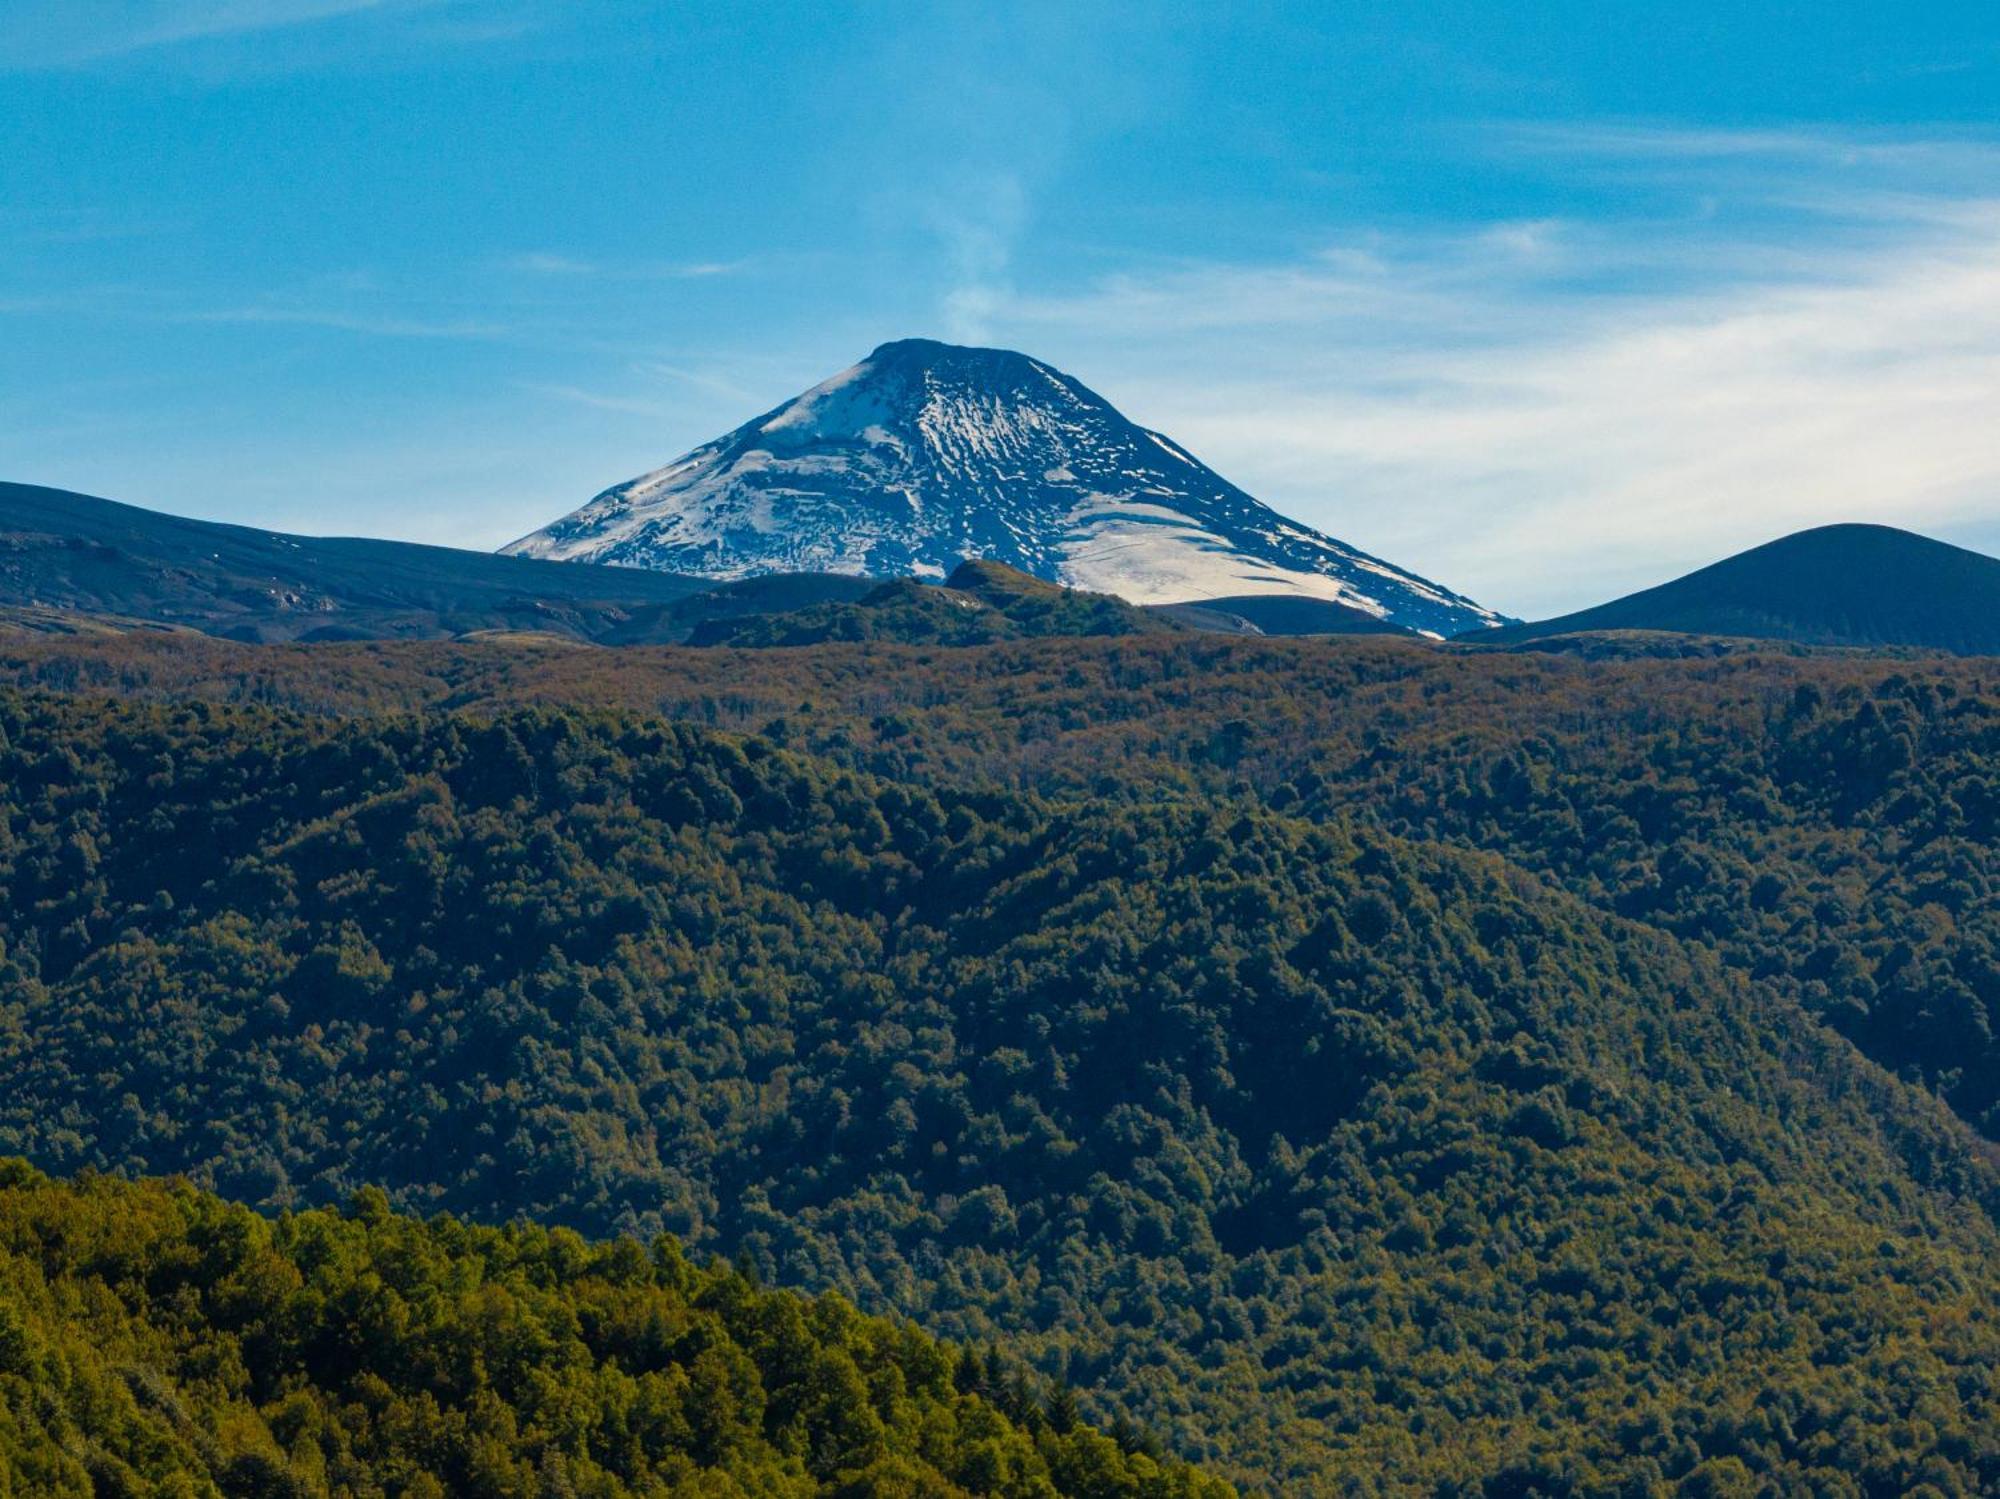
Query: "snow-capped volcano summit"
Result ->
[[506, 338, 1505, 637]]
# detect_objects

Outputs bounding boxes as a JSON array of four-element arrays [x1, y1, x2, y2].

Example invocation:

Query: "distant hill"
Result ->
[[1486, 524, 2000, 653], [0, 481, 878, 645], [689, 559, 1182, 646]]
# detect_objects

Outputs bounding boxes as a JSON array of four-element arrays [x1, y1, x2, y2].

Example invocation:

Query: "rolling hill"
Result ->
[[0, 481, 878, 645], [1485, 523, 2000, 653]]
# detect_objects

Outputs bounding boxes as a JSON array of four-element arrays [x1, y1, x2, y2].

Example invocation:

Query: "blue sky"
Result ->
[[4, 1, 1998, 615]]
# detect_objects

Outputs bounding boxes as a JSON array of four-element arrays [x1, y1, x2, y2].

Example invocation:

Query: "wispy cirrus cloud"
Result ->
[[0, 0, 504, 69], [0, 275, 515, 340], [517, 357, 764, 419], [974, 127, 2000, 618], [501, 253, 752, 281], [0, 206, 183, 245], [506, 253, 599, 277], [513, 382, 670, 417], [179, 303, 509, 338], [931, 170, 1029, 345], [138, 0, 401, 44]]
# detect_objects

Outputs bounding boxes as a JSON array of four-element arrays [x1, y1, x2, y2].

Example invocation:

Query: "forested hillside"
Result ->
[[687, 561, 1177, 646], [2, 684, 1999, 1492], [0, 1161, 1224, 1498], [4, 628, 1995, 1137]]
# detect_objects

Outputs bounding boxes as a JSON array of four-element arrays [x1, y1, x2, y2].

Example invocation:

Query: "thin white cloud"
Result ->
[[516, 359, 763, 421], [142, 0, 399, 45], [1496, 121, 2000, 172], [500, 253, 755, 281], [506, 253, 601, 277], [1, 0, 489, 68], [931, 171, 1029, 344], [636, 361, 759, 405], [181, 305, 508, 338], [515, 382, 671, 417], [975, 129, 2000, 618], [0, 207, 182, 245]]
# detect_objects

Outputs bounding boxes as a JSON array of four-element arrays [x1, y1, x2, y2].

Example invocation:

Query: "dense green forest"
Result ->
[[5, 628, 1995, 1135], [3, 674, 2000, 1493], [0, 1161, 1225, 1497]]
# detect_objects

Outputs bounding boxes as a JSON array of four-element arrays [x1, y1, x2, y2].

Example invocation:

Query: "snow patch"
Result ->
[[760, 358, 874, 433]]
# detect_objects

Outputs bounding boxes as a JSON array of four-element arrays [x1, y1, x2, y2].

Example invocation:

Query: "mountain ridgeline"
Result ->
[[8, 480, 2000, 657], [504, 338, 1507, 638], [0, 480, 888, 646]]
